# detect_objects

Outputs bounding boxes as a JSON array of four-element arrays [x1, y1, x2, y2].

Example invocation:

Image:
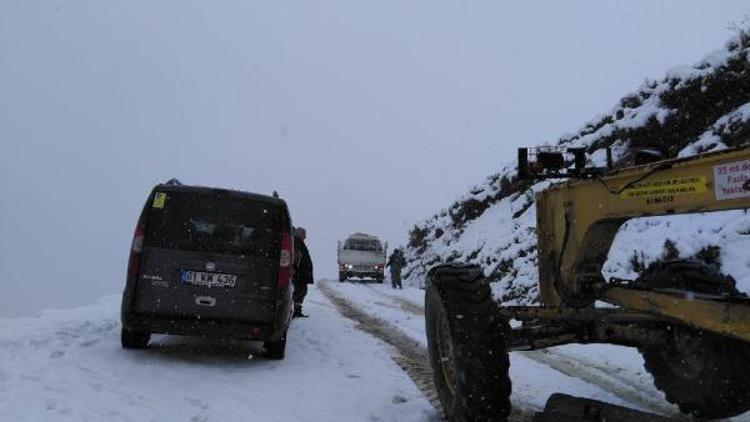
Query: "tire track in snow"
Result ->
[[318, 283, 441, 414], [319, 282, 533, 422], [362, 284, 426, 316], [525, 349, 686, 418], [519, 350, 682, 418], [332, 282, 684, 419]]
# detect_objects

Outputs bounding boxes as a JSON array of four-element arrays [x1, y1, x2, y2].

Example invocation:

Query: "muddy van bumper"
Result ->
[[122, 313, 285, 341]]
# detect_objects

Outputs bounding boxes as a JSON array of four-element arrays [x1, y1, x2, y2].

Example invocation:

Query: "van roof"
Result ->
[[153, 183, 288, 208]]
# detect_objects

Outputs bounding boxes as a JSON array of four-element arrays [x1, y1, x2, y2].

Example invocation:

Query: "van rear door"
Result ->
[[133, 189, 283, 323]]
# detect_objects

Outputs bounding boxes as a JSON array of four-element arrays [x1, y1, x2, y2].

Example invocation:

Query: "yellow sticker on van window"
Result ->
[[152, 192, 167, 209]]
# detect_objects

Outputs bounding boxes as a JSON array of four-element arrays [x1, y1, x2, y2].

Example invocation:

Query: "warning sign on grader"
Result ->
[[620, 176, 706, 204], [714, 159, 750, 200]]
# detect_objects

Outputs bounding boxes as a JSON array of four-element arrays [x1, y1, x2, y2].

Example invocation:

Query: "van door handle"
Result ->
[[195, 296, 216, 307]]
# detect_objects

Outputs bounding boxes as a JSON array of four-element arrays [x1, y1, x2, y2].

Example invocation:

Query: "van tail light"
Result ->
[[278, 230, 293, 289], [127, 214, 146, 277]]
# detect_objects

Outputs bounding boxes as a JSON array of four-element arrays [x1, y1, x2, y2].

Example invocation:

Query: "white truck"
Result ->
[[337, 233, 387, 282]]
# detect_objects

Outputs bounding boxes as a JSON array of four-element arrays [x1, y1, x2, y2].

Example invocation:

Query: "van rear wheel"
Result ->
[[121, 327, 150, 349], [265, 333, 287, 360]]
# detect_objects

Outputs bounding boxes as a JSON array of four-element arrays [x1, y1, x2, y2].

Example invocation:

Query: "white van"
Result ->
[[337, 233, 387, 282]]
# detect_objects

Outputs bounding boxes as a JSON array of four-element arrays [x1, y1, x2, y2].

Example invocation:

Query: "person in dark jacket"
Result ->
[[292, 227, 313, 317], [386, 248, 406, 289]]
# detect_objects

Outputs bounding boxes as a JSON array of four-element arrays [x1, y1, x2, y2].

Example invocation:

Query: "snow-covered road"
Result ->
[[0, 288, 436, 422], [318, 280, 750, 422], [2, 281, 749, 421]]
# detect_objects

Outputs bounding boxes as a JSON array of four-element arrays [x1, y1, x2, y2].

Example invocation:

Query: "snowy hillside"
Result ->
[[403, 31, 750, 303]]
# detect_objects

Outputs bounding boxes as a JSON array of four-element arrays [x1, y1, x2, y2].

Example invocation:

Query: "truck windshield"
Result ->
[[344, 239, 382, 251]]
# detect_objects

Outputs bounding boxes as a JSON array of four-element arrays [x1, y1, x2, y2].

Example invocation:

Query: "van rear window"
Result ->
[[144, 191, 280, 256]]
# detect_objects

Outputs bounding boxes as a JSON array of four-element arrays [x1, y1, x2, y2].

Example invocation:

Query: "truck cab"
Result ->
[[337, 233, 387, 282]]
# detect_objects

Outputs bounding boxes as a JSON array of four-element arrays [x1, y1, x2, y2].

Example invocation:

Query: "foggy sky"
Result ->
[[1, 1, 748, 317]]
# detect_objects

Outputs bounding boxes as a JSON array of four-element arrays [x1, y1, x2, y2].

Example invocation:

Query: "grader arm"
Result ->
[[535, 147, 750, 327]]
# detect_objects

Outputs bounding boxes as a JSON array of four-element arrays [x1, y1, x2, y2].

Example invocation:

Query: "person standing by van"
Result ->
[[386, 248, 406, 289], [293, 227, 313, 317]]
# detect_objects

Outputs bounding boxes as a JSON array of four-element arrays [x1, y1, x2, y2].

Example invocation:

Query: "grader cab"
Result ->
[[424, 145, 750, 421]]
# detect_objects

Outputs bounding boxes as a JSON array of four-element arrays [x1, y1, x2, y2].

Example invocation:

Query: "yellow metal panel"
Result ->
[[536, 146, 750, 307], [604, 287, 750, 343]]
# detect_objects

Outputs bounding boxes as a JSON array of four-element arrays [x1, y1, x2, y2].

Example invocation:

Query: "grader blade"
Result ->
[[533, 394, 676, 422]]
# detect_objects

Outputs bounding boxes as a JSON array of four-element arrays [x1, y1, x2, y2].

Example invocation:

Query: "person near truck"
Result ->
[[386, 248, 406, 289], [292, 227, 314, 317]]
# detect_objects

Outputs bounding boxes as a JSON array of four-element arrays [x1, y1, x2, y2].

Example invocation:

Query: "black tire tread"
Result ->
[[121, 327, 150, 349], [638, 260, 750, 419], [642, 337, 750, 418], [426, 263, 511, 422], [639, 259, 740, 295], [265, 335, 287, 360]]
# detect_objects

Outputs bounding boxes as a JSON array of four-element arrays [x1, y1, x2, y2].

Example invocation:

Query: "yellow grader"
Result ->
[[425, 145, 750, 421]]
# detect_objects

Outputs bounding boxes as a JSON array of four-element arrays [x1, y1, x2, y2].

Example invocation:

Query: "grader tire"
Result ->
[[425, 263, 511, 422], [638, 260, 750, 419]]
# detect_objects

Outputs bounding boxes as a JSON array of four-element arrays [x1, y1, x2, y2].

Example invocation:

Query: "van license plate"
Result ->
[[181, 270, 237, 288]]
